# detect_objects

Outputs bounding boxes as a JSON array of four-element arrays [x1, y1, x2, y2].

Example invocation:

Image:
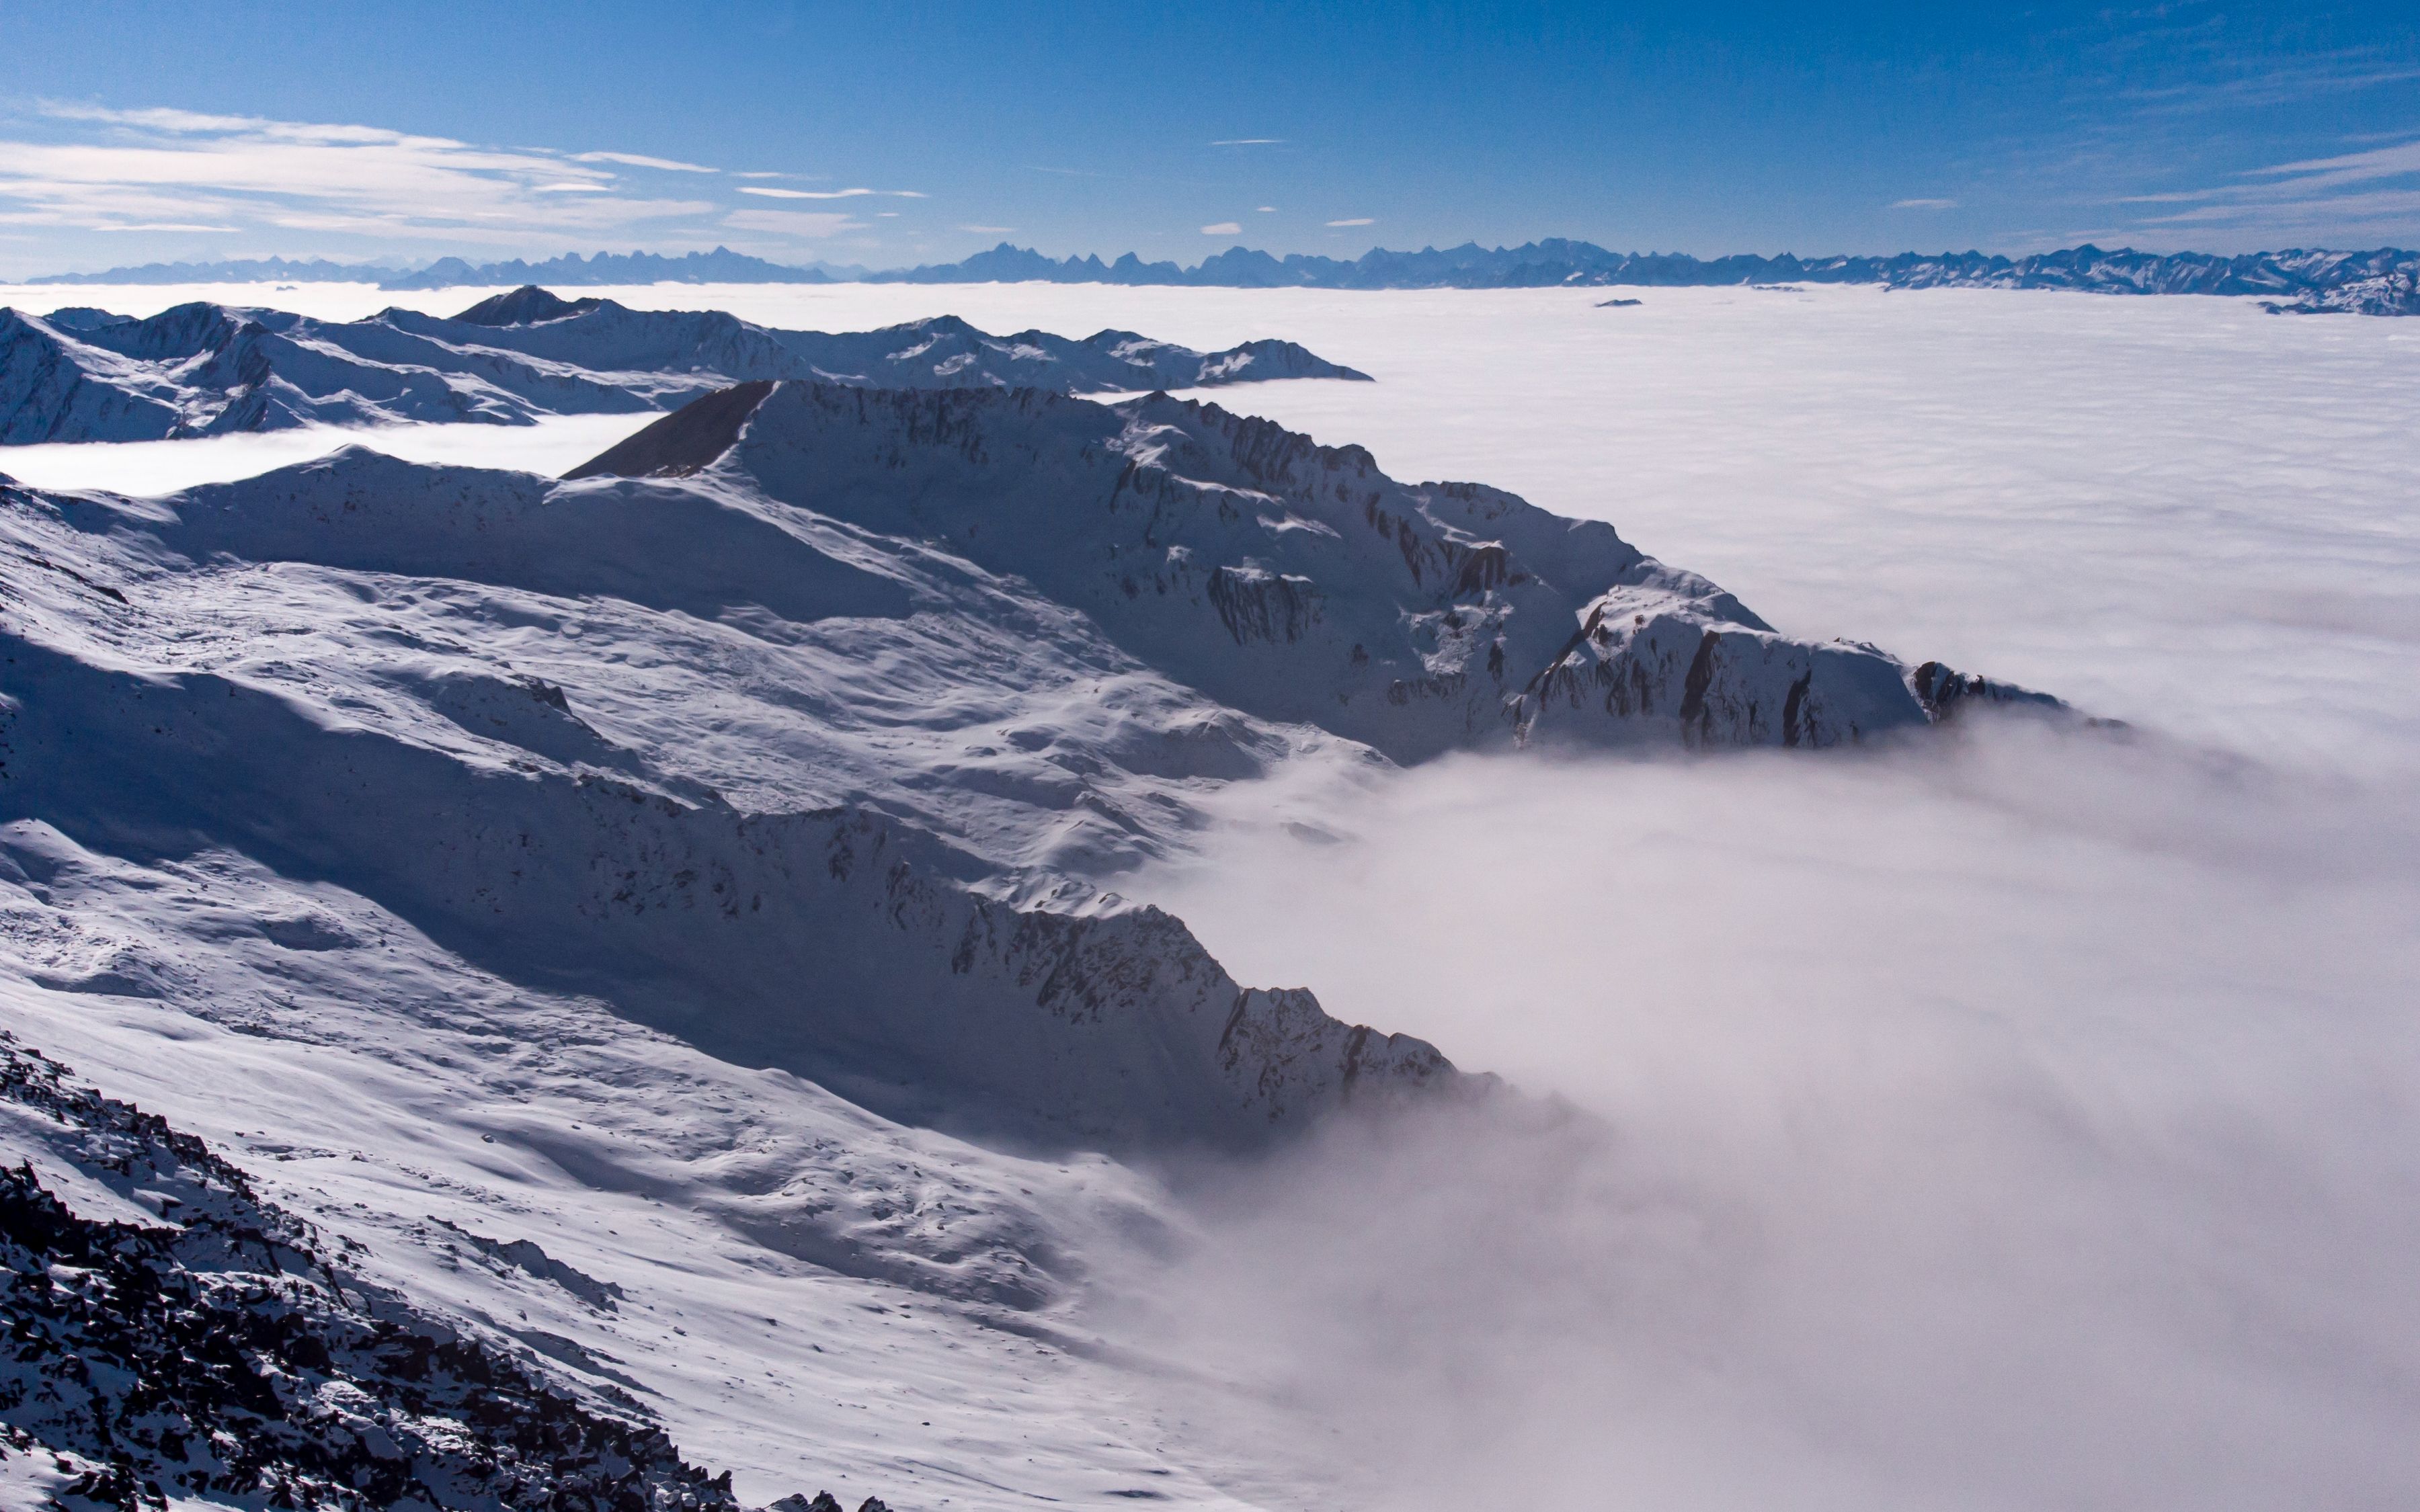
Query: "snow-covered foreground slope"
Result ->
[[0, 291, 1367, 444], [0, 863, 1248, 1510], [0, 1031, 791, 1512], [0, 336, 2050, 1503]]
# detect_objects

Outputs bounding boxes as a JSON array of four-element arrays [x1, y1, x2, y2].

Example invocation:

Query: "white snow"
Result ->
[[0, 413, 656, 495]]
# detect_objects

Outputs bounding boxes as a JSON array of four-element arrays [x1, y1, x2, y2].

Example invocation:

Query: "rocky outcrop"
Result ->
[[0, 1033, 774, 1512], [452, 285, 607, 326]]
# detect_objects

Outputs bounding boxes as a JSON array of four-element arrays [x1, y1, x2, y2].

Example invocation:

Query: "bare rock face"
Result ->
[[452, 284, 608, 326]]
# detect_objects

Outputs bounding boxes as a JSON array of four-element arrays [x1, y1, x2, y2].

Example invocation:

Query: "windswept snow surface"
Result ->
[[3, 281, 2418, 1509]]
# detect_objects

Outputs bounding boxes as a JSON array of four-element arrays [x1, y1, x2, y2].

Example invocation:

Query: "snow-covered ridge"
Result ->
[[661, 380, 2054, 761], [0, 289, 1371, 444], [858, 240, 2420, 311], [0, 439, 1454, 1150], [28, 241, 2420, 314]]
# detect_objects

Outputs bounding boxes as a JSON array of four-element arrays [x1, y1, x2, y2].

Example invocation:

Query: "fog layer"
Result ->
[[1122, 723, 2420, 1509]]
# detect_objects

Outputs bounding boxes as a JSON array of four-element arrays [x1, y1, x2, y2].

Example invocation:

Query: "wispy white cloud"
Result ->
[[2242, 138, 2420, 192], [1890, 198, 1959, 210], [1201, 221, 1242, 235], [721, 208, 861, 238], [736, 185, 926, 200], [1256, 205, 1277, 212], [569, 150, 719, 173], [1211, 138, 1284, 146], [0, 103, 713, 247], [957, 224, 1016, 235], [1326, 217, 1375, 227], [2115, 134, 2420, 241]]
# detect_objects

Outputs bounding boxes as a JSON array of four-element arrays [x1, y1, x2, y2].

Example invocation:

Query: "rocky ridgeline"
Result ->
[[0, 1034, 887, 1512], [711, 381, 2056, 760]]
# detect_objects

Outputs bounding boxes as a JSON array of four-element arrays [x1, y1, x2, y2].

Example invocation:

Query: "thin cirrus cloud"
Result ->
[[0, 101, 717, 246], [1326, 217, 1375, 226], [2120, 136, 2420, 238], [1211, 138, 1285, 146], [1890, 198, 1959, 210], [736, 186, 927, 200], [958, 224, 1016, 234], [570, 151, 719, 173], [721, 208, 861, 239]]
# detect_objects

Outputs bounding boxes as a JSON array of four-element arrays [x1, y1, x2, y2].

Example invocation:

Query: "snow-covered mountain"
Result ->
[[852, 241, 2420, 312], [0, 292, 1370, 444], [0, 354, 2062, 1505], [2261, 265, 2420, 316], [28, 242, 2420, 314], [591, 380, 2050, 762], [0, 377, 2038, 1130]]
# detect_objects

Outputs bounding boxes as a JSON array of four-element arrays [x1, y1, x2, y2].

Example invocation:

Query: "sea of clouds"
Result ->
[[5, 280, 2414, 1508], [1111, 284, 2420, 1509]]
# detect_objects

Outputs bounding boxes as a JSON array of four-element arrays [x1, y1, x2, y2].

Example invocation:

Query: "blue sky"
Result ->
[[1, 0, 2416, 275]]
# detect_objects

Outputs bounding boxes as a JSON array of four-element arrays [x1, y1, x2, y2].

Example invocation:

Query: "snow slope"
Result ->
[[0, 459, 1449, 1149], [0, 293, 1369, 444], [0, 857, 1249, 1510], [0, 1032, 800, 1512]]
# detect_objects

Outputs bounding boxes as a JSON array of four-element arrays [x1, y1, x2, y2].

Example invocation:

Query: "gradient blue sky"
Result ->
[[2, 0, 2416, 276]]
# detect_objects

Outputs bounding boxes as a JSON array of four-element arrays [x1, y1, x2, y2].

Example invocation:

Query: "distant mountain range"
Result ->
[[20, 240, 2419, 314]]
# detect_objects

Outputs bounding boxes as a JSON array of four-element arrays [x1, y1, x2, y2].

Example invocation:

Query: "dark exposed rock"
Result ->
[[0, 1032, 889, 1512], [453, 286, 607, 326], [563, 380, 778, 478]]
